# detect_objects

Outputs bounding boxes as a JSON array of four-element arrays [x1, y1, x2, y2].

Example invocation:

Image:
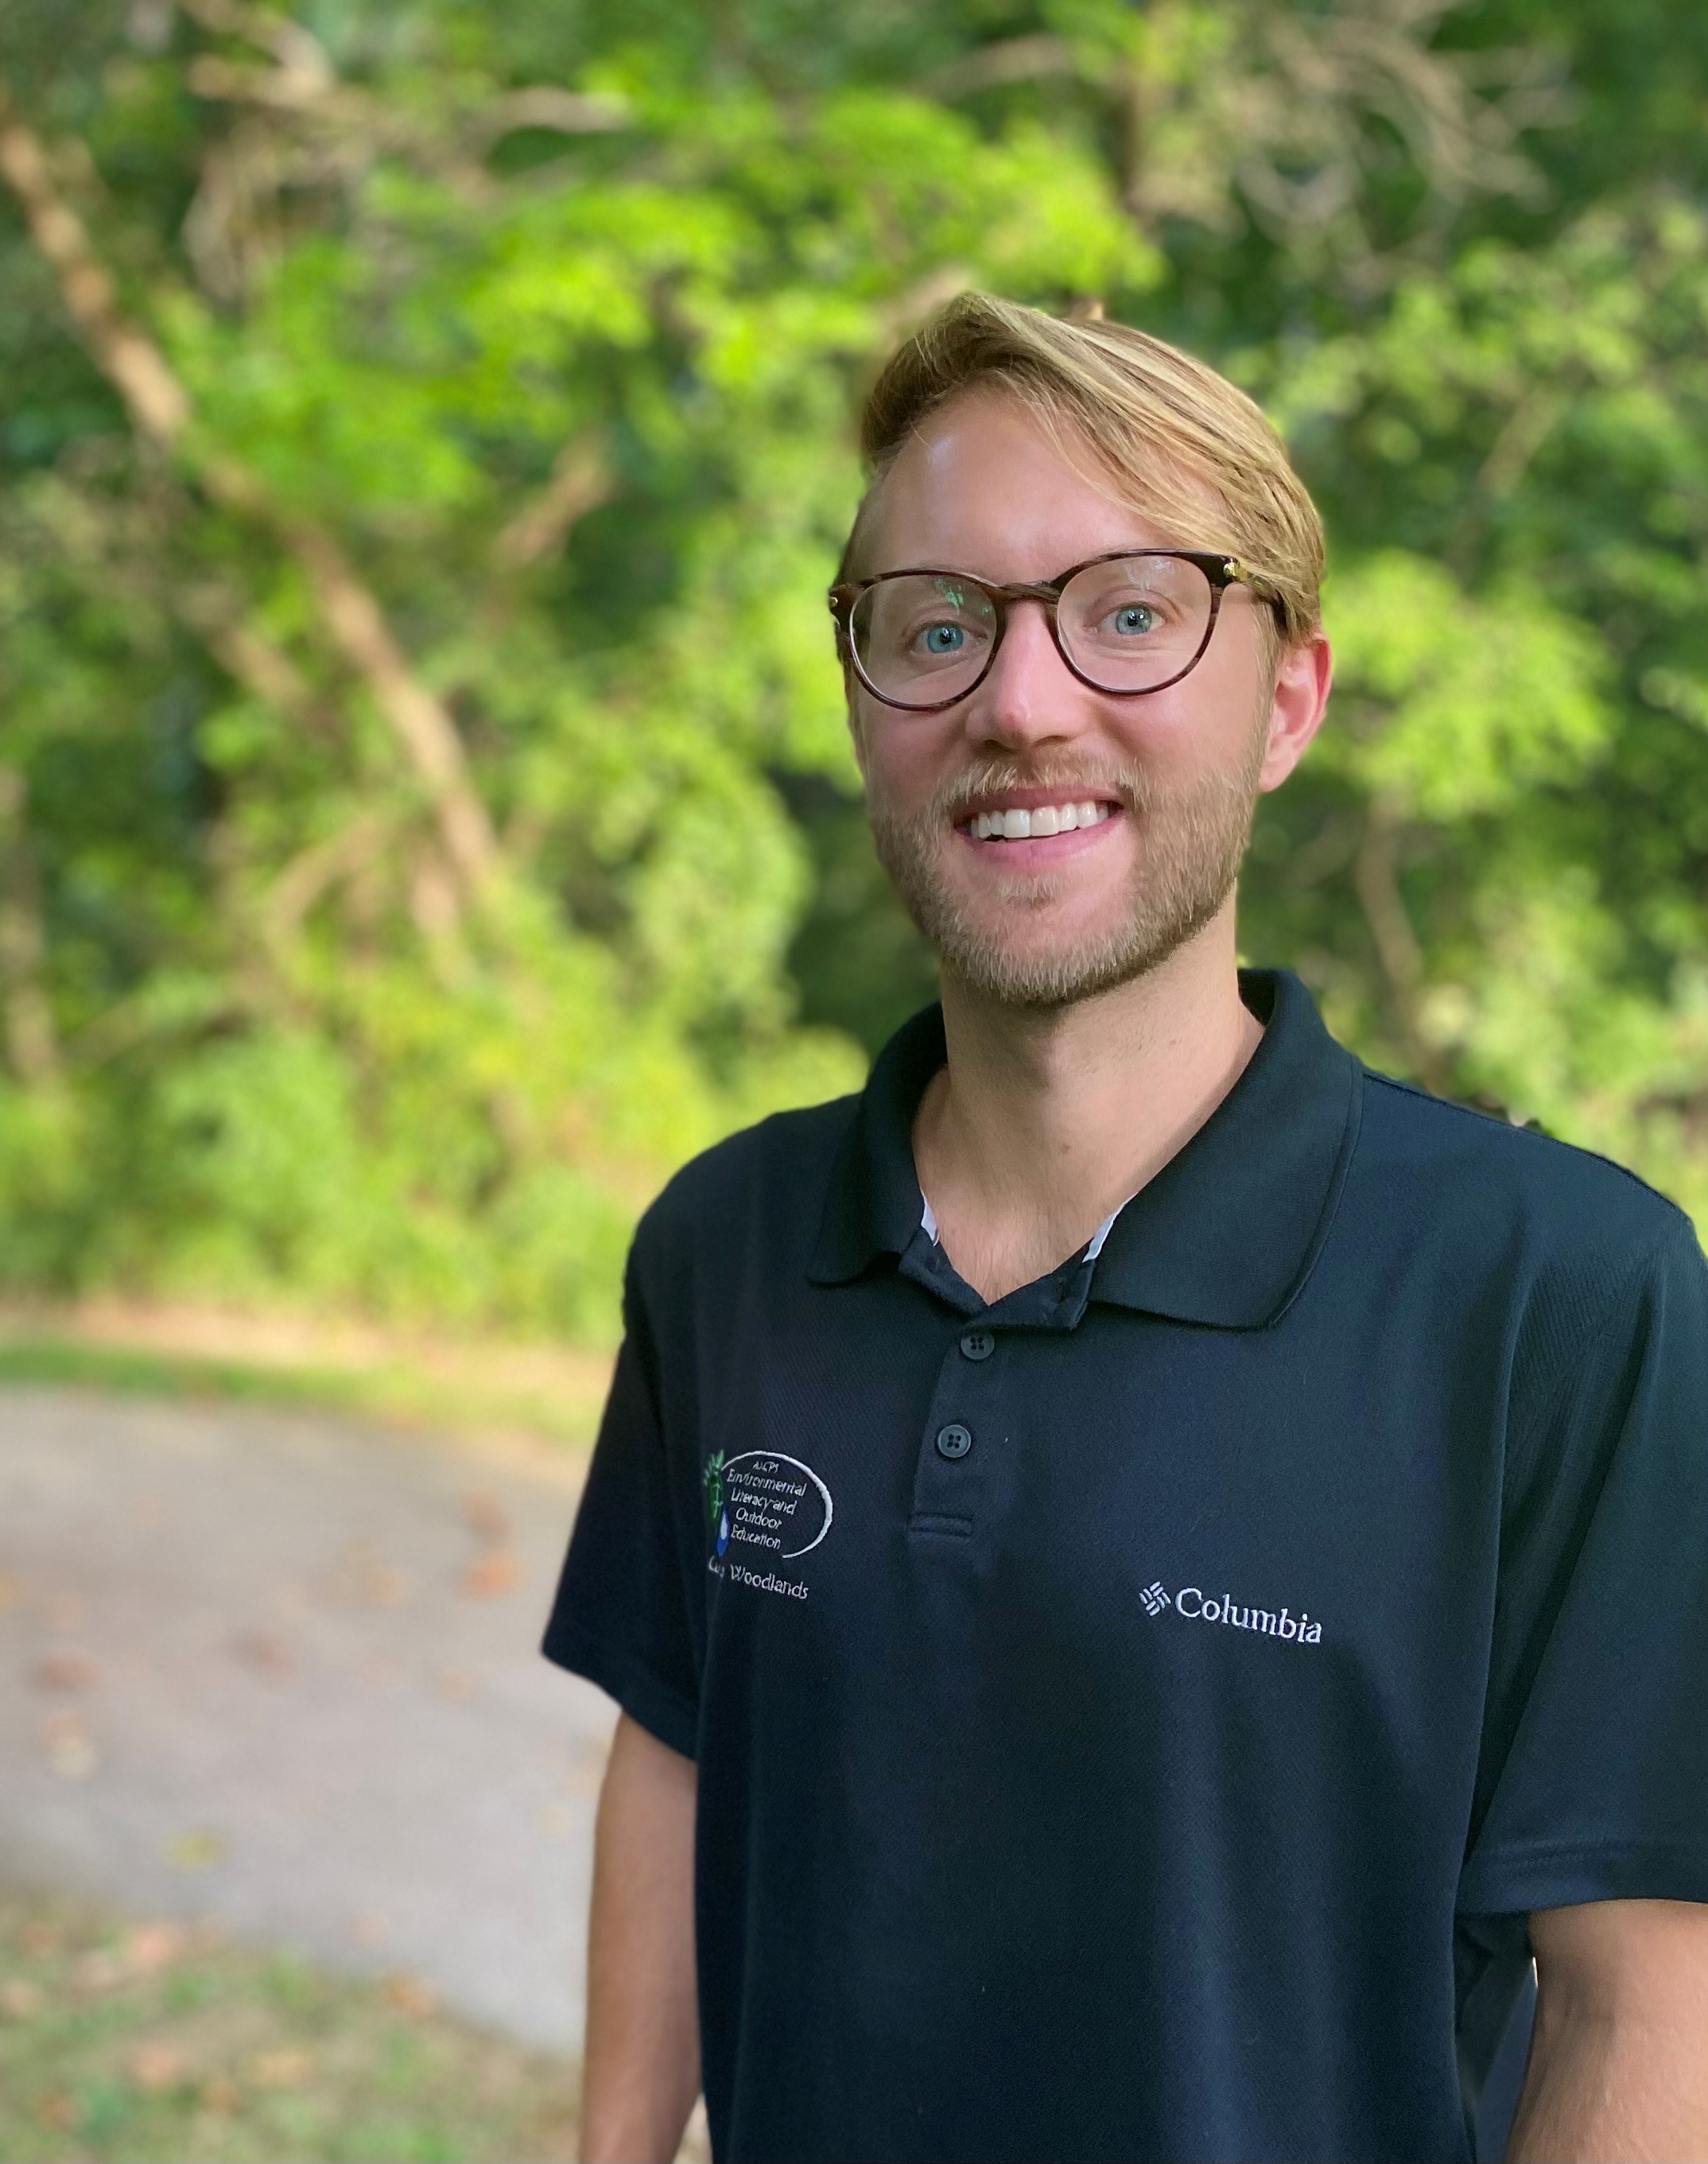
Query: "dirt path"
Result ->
[[0, 1385, 614, 2053]]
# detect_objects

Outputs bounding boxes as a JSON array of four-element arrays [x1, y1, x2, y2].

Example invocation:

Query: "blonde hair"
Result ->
[[842, 291, 1324, 646]]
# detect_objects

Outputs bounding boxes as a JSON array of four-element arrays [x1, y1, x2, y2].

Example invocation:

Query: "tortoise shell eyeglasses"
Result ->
[[827, 549, 1283, 713]]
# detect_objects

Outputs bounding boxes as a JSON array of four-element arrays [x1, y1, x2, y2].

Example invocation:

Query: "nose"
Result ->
[[959, 595, 1093, 754]]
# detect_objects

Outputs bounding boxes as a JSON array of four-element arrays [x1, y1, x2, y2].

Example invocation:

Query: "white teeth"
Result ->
[[969, 800, 1112, 839]]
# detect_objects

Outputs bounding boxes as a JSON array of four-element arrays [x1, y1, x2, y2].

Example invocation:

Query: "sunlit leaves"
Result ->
[[1322, 553, 1610, 820]]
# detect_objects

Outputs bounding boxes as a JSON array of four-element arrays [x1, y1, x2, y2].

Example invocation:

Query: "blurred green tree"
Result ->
[[1, 0, 1705, 1342]]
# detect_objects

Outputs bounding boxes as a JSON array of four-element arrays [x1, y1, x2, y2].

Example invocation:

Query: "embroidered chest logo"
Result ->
[[705, 1451, 834, 1599], [1143, 1579, 1324, 1645]]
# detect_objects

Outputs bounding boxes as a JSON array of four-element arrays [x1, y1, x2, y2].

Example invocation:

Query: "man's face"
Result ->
[[846, 388, 1323, 1009]]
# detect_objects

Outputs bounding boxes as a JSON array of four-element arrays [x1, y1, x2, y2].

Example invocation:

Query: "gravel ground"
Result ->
[[0, 1385, 614, 2053]]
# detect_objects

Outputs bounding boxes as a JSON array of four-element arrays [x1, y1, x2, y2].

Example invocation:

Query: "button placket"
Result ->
[[910, 1331, 1000, 1537]]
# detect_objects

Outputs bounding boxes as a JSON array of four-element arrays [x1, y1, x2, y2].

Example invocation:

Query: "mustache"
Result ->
[[922, 760, 1155, 825]]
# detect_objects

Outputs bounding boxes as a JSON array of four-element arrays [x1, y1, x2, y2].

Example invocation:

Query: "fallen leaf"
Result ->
[[38, 1710, 99, 1780], [461, 1489, 511, 1544], [74, 1948, 126, 1991], [200, 2075, 239, 2115], [121, 1923, 185, 1976], [20, 1921, 56, 1957], [231, 1627, 297, 1677], [0, 1571, 21, 1612], [165, 1828, 227, 1871], [0, 1979, 42, 2018], [249, 2046, 312, 2088], [31, 1649, 99, 1693], [460, 1548, 522, 1599], [381, 1971, 437, 2018], [37, 2091, 74, 2128], [324, 1537, 410, 1609], [129, 2041, 187, 2091]]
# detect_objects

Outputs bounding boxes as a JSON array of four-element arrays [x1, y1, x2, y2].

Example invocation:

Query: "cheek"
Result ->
[[1099, 657, 1259, 772], [860, 710, 953, 802], [1096, 693, 1196, 771]]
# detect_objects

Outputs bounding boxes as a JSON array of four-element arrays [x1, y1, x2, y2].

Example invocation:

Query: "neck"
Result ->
[[910, 906, 1264, 1304]]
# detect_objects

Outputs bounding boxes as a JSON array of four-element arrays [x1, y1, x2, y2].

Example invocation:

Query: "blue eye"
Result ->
[[922, 623, 966, 655], [1112, 604, 1157, 636]]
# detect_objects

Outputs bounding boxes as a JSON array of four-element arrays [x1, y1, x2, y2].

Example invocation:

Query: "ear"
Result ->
[[1258, 628, 1332, 793]]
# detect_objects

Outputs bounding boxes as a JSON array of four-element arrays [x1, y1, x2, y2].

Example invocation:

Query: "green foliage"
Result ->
[[2, 0, 1708, 1342], [1321, 554, 1612, 820]]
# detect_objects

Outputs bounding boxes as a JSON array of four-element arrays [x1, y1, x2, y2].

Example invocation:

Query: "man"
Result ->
[[544, 292, 1708, 2164]]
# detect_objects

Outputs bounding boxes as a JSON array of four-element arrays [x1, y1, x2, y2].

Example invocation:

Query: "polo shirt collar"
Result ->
[[806, 966, 1364, 1331]]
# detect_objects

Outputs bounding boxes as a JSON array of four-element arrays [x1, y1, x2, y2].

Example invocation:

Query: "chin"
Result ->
[[938, 934, 1150, 1011], [930, 888, 1231, 1010]]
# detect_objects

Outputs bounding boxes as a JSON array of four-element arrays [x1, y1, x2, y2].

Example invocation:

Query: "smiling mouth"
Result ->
[[956, 798, 1118, 841]]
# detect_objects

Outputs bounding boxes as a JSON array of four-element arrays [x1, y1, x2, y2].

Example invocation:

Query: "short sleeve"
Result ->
[[1458, 1212, 1708, 1915], [541, 1248, 701, 1759]]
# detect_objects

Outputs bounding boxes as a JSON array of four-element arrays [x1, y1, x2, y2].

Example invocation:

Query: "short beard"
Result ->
[[864, 720, 1271, 1012]]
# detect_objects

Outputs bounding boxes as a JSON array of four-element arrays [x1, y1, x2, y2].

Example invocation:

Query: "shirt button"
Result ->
[[935, 1424, 973, 1461], [958, 1329, 995, 1362]]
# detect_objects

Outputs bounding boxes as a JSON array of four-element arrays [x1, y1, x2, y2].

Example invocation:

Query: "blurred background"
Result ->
[[2, 0, 1707, 2155]]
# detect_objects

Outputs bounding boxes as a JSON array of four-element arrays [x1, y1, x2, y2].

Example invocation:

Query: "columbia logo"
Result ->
[[1144, 1578, 1324, 1646]]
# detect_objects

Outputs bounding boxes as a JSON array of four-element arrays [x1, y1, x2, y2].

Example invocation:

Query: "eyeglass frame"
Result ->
[[826, 548, 1283, 713]]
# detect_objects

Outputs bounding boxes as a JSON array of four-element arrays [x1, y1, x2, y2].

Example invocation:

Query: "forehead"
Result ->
[[859, 386, 1214, 582]]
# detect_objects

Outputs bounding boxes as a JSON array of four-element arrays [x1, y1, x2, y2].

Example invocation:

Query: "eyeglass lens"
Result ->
[[848, 555, 1215, 708]]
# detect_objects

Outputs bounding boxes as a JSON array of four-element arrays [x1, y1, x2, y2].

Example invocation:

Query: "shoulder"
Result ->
[[1352, 1067, 1708, 1476], [1357, 1061, 1694, 1257], [627, 1090, 863, 1297], [1353, 1063, 1705, 1385]]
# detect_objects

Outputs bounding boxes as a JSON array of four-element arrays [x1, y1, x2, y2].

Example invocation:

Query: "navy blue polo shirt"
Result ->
[[543, 965, 1708, 2164]]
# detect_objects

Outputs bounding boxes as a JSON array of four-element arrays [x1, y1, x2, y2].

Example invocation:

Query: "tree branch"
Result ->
[[1353, 796, 1451, 1093], [0, 76, 499, 912], [470, 86, 632, 147], [261, 810, 390, 951], [173, 0, 335, 90], [493, 434, 613, 569], [282, 519, 496, 892], [406, 847, 476, 989], [1477, 385, 1566, 499], [173, 582, 336, 734], [920, 35, 1078, 103], [0, 769, 62, 1087], [1280, 807, 1364, 893], [0, 99, 190, 441]]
